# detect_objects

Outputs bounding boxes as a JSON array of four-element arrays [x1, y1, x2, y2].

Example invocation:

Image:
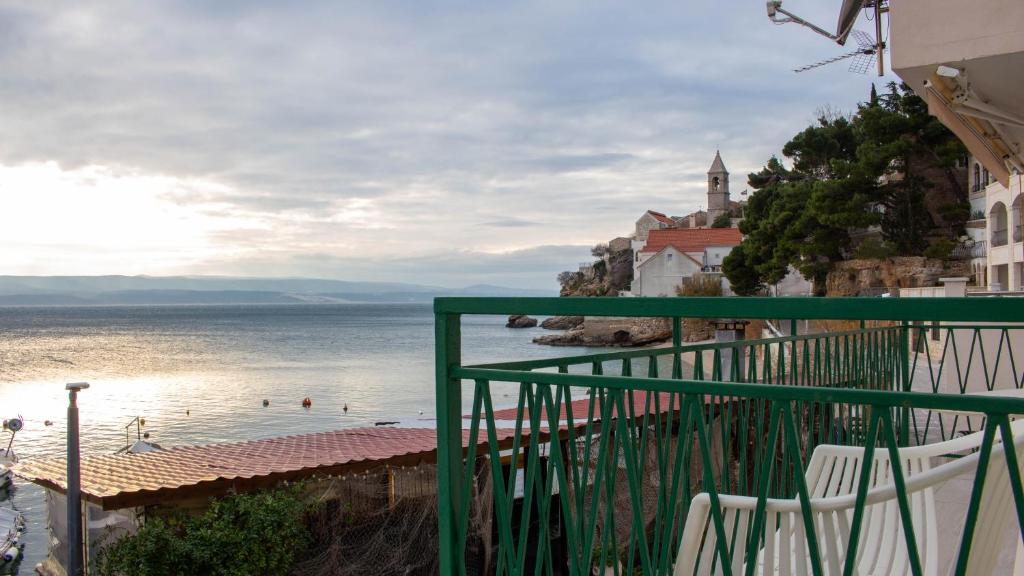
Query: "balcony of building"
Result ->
[[891, 0, 1024, 188], [435, 296, 1024, 575]]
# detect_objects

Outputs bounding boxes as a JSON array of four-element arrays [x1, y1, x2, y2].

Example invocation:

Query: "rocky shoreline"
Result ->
[[532, 316, 672, 347]]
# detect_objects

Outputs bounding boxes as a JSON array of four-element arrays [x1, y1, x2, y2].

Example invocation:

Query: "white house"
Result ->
[[630, 228, 743, 296]]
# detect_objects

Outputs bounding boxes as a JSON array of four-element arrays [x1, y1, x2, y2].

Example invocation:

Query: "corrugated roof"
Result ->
[[14, 426, 527, 510], [640, 228, 742, 253]]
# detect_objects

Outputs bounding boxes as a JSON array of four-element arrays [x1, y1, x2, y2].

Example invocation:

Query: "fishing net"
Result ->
[[293, 461, 492, 576]]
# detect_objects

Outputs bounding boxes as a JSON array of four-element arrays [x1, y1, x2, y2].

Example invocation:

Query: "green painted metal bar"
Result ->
[[781, 404, 824, 576], [434, 296, 1024, 322], [438, 296, 1024, 575], [996, 415, 1024, 549], [743, 404, 782, 576], [879, 410, 924, 576], [953, 419, 999, 575], [435, 312, 462, 575], [454, 368, 1024, 415], [841, 411, 881, 576]]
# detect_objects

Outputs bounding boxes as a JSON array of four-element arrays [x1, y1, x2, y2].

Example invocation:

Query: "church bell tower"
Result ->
[[706, 150, 730, 224]]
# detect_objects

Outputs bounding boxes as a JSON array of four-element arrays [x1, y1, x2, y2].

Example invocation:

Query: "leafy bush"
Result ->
[[676, 274, 723, 297], [852, 239, 896, 260], [923, 238, 956, 259], [710, 213, 732, 228], [98, 485, 311, 576]]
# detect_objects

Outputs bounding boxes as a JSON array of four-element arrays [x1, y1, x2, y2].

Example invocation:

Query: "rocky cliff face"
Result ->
[[559, 246, 633, 296], [825, 257, 971, 296]]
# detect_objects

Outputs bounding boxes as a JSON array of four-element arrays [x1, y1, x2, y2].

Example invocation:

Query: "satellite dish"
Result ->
[[6, 417, 23, 433]]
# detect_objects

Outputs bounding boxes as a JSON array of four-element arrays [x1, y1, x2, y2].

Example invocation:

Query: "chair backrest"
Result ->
[[675, 429, 1024, 575]]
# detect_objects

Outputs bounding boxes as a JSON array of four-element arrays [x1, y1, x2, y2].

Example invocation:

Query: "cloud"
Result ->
[[0, 1, 900, 289]]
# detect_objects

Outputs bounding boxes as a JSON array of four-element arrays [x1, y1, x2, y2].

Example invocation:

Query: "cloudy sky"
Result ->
[[0, 1, 898, 289]]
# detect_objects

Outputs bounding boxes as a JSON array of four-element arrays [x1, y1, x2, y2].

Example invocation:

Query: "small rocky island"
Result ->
[[533, 316, 672, 347], [505, 314, 538, 328]]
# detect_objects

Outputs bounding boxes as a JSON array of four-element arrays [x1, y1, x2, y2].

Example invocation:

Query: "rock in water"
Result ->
[[540, 315, 584, 330], [533, 317, 672, 347], [506, 315, 538, 328]]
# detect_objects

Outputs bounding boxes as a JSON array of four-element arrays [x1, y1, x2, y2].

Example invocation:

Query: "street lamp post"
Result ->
[[66, 382, 89, 576]]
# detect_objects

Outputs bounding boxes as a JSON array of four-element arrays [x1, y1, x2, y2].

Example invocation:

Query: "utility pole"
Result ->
[[66, 382, 89, 576]]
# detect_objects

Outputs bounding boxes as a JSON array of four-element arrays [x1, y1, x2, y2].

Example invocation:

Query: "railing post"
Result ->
[[899, 320, 911, 446], [435, 311, 463, 573], [66, 382, 90, 576], [672, 317, 682, 379]]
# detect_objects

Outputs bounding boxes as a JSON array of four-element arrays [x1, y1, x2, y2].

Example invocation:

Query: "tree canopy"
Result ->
[[723, 83, 966, 295]]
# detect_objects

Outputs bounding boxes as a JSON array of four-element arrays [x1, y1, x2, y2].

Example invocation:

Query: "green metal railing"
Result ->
[[435, 297, 1024, 575]]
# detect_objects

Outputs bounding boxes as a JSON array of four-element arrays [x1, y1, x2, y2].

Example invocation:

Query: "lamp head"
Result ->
[[767, 1, 781, 18]]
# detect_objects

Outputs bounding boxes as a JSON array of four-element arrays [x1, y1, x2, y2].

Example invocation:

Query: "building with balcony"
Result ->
[[984, 176, 1024, 290], [891, 0, 1024, 289]]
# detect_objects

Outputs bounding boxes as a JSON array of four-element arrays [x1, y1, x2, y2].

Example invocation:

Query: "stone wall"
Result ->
[[825, 257, 971, 296]]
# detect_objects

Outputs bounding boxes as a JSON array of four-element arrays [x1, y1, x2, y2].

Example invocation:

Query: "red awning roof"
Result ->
[[640, 228, 742, 253], [14, 426, 525, 509]]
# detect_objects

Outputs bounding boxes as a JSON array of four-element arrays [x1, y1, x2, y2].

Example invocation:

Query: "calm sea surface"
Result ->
[[0, 303, 602, 572]]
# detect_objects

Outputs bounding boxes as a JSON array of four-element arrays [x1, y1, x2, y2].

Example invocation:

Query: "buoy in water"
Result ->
[[262, 399, 270, 407], [343, 403, 348, 413], [302, 397, 312, 408], [44, 420, 53, 426]]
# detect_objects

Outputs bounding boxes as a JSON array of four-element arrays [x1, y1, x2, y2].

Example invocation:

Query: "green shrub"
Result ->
[[710, 213, 732, 228], [852, 239, 896, 260], [98, 485, 311, 576], [923, 238, 956, 259], [676, 274, 723, 297]]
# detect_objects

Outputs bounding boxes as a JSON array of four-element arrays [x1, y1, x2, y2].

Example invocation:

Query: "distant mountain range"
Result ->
[[0, 276, 555, 305]]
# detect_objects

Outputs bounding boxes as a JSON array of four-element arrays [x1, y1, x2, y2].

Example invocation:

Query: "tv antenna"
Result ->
[[794, 30, 877, 74], [766, 0, 888, 76]]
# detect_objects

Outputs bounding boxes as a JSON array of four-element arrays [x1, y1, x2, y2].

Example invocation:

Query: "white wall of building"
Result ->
[[986, 175, 1024, 290], [634, 247, 703, 296], [703, 246, 733, 271]]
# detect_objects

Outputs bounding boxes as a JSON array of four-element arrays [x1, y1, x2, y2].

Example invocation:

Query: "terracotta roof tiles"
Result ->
[[640, 227, 742, 253], [14, 426, 523, 509]]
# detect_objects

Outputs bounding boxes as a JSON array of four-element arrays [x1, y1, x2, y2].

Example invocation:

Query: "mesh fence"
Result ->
[[293, 462, 492, 576]]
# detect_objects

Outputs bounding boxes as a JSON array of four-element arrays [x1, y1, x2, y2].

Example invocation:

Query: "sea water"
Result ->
[[0, 303, 600, 572]]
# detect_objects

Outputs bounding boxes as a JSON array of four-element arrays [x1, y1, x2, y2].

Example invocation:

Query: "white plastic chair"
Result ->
[[674, 423, 1024, 575]]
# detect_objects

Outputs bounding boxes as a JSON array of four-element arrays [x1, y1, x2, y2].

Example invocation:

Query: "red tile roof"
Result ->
[[14, 426, 527, 509], [646, 210, 676, 226], [640, 227, 742, 253]]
